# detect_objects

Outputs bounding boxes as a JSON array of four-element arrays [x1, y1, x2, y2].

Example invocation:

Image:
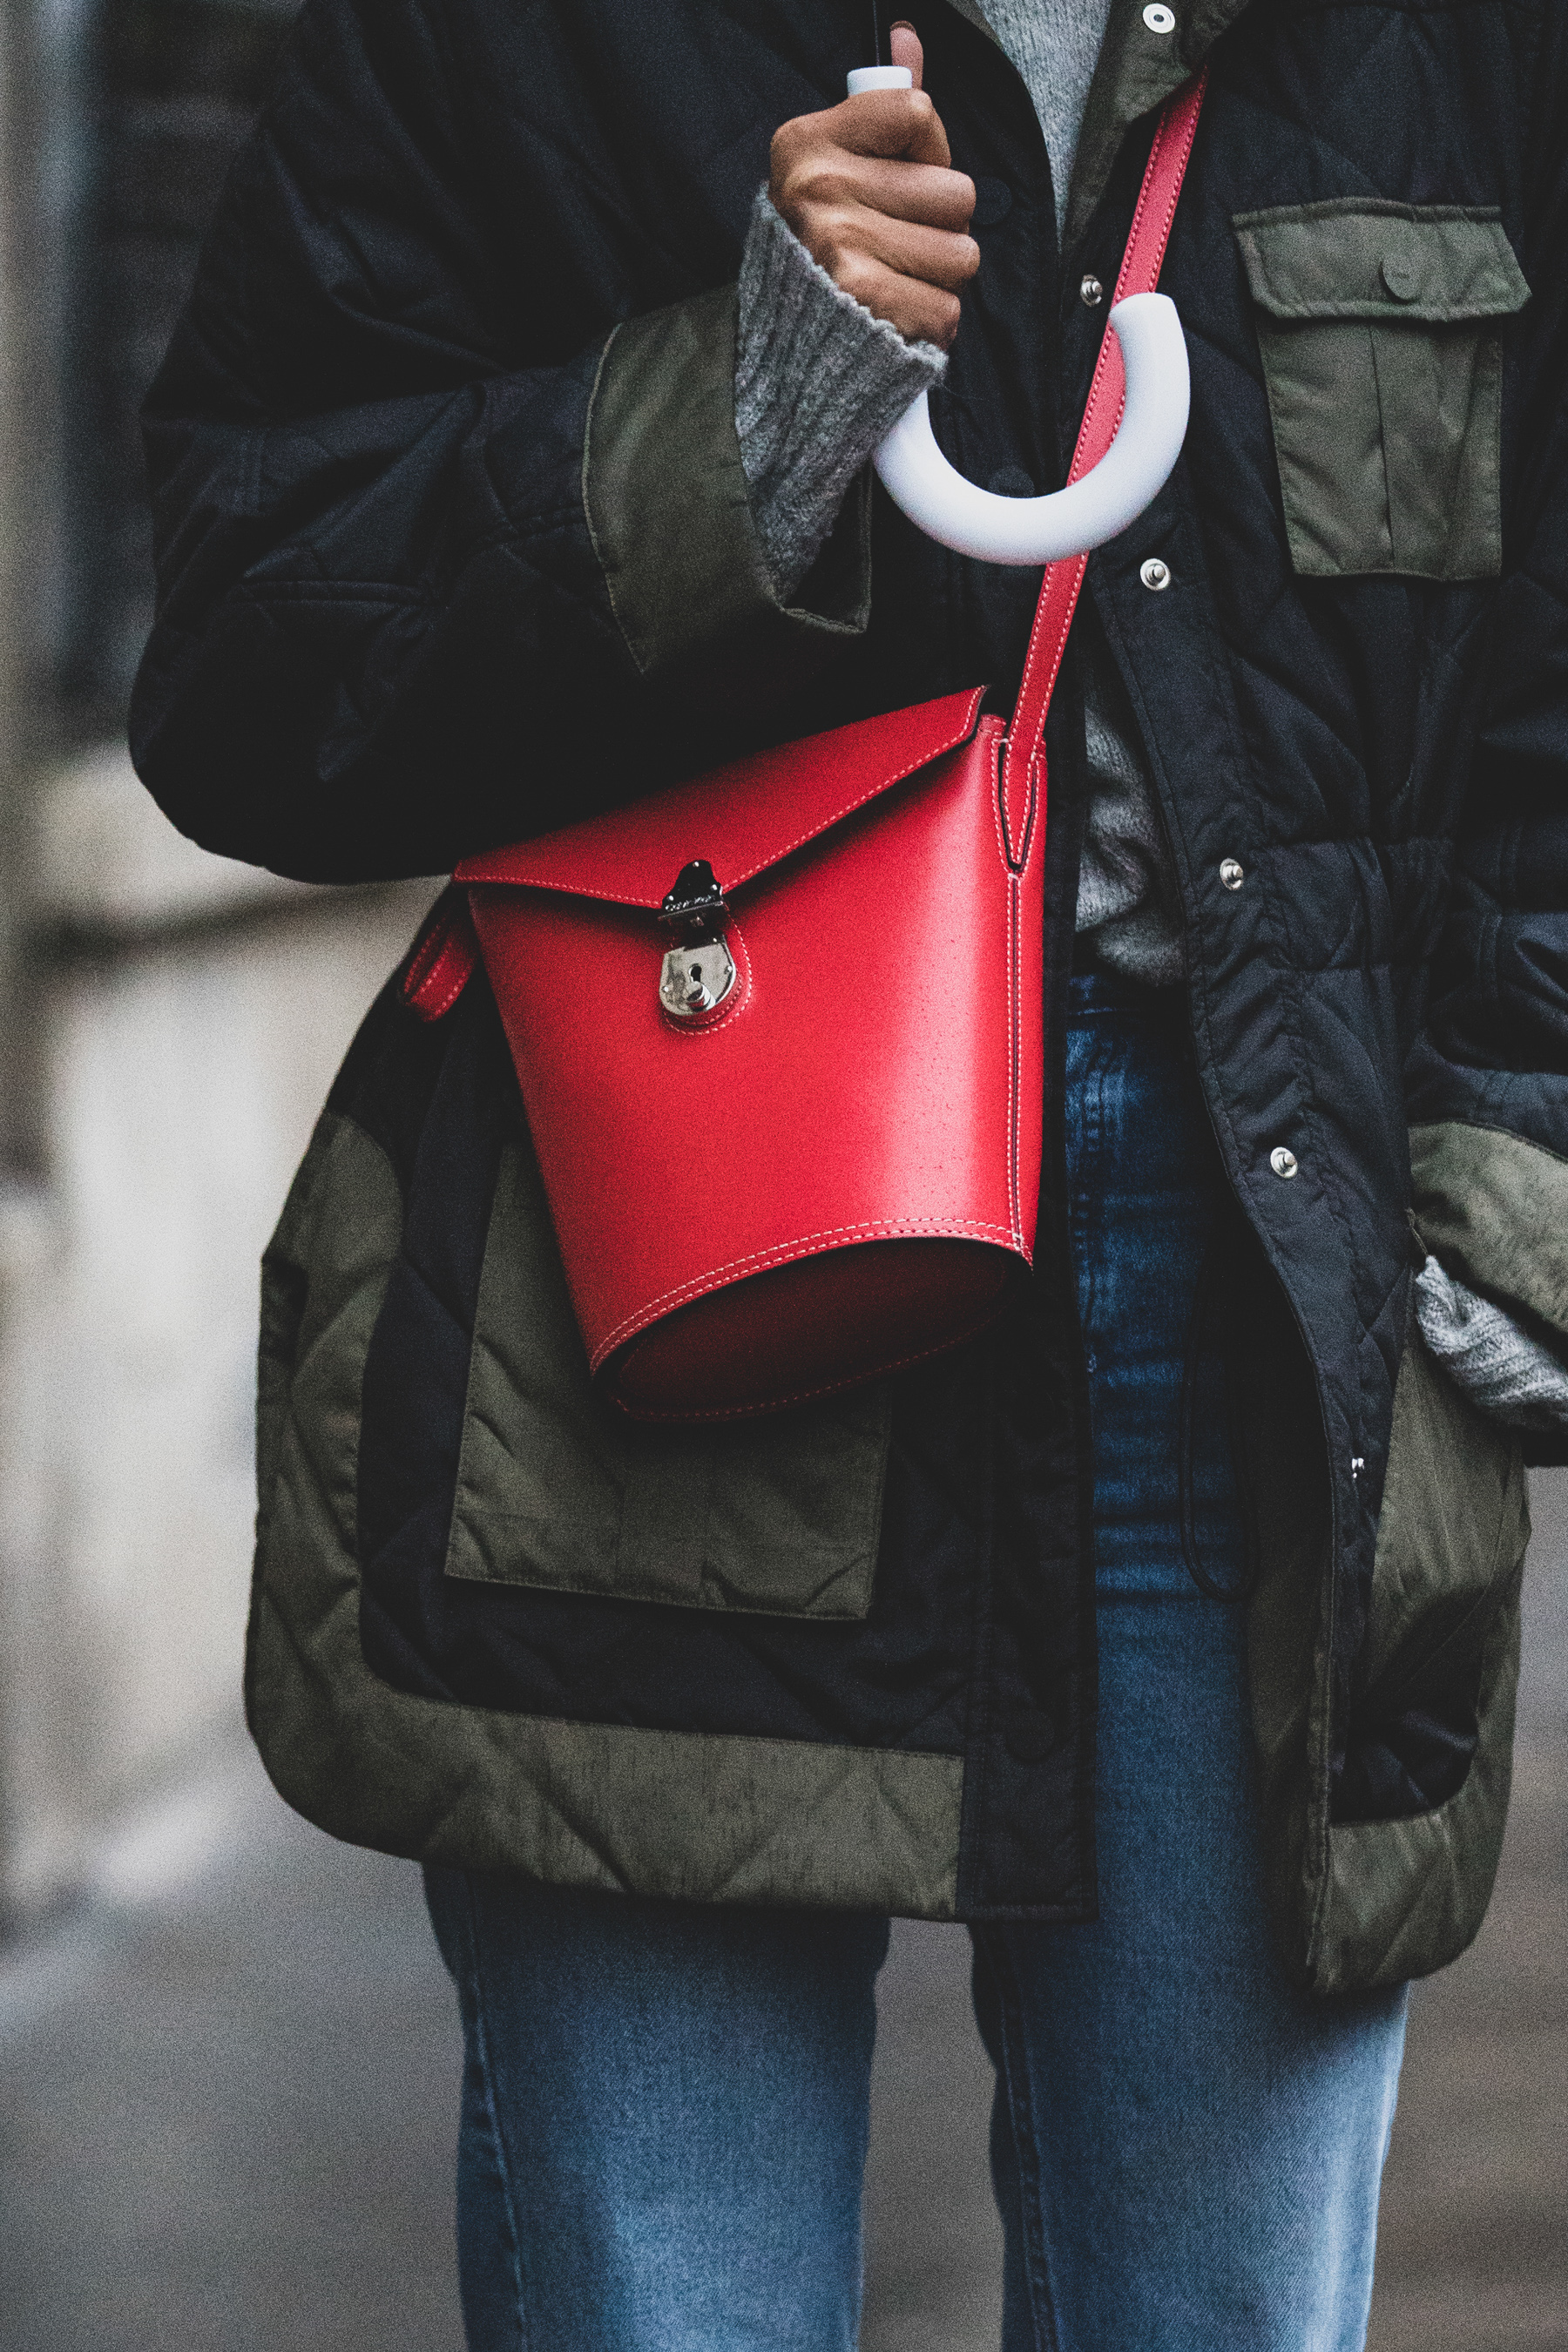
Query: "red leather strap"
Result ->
[[402, 886, 481, 1022], [998, 71, 1207, 852]]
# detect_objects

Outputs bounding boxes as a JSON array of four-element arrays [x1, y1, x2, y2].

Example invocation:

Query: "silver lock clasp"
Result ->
[[659, 936, 736, 1017], [658, 859, 736, 1019]]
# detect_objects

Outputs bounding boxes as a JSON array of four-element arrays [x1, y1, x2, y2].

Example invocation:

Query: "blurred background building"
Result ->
[[0, 0, 429, 1926], [0, 6, 1559, 2349]]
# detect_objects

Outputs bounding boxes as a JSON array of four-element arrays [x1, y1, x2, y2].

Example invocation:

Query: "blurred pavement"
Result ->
[[1, 1481, 1563, 2352], [0, 1747, 462, 2351]]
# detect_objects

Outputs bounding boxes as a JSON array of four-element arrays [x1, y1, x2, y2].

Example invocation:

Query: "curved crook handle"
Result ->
[[872, 295, 1190, 565]]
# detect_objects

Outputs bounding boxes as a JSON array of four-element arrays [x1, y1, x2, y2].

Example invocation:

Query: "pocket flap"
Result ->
[[1233, 200, 1530, 324]]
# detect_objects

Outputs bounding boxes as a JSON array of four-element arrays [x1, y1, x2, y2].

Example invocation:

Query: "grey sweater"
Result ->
[[732, 0, 1568, 1429]]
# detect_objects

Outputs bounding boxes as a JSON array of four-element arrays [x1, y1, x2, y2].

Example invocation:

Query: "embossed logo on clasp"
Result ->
[[658, 860, 736, 1020]]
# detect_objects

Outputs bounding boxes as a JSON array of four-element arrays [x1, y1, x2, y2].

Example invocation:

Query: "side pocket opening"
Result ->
[[1336, 1324, 1529, 1822]]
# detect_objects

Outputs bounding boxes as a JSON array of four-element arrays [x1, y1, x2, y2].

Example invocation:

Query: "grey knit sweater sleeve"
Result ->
[[1415, 1256, 1568, 1428], [735, 191, 946, 603]]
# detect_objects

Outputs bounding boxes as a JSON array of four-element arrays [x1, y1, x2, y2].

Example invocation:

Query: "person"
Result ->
[[132, 0, 1568, 2343]]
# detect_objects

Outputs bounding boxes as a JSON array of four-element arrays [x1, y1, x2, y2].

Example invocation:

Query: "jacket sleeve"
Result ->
[[128, 0, 869, 885], [1405, 84, 1568, 1466]]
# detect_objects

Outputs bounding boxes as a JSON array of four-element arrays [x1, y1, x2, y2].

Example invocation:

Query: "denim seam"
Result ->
[[1071, 1020, 1113, 1424], [1065, 1006, 1113, 1906], [463, 1879, 531, 2352], [977, 1924, 1065, 2352], [956, 1341, 999, 1915]]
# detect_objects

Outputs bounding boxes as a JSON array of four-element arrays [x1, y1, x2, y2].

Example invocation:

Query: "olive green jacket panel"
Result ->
[[444, 1139, 891, 1616], [256, 1110, 401, 1565], [1315, 1575, 1522, 1995], [583, 286, 871, 694], [1240, 1267, 1527, 1995], [1310, 1329, 1527, 1994], [249, 1112, 961, 1915], [1355, 1326, 1529, 1706], [1411, 1119, 1568, 1348], [250, 1103, 1524, 1969]]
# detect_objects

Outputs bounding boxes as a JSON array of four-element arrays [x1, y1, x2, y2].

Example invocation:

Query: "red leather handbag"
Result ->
[[404, 83, 1204, 1420]]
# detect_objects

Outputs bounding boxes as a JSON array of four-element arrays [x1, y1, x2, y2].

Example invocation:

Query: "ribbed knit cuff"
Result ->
[[1415, 1254, 1568, 1429], [735, 191, 946, 603]]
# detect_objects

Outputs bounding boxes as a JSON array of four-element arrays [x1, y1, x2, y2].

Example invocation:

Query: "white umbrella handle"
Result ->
[[844, 65, 1190, 566], [874, 296, 1188, 564]]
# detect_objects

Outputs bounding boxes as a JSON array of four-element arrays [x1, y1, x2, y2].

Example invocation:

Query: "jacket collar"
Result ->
[[942, 0, 1254, 248]]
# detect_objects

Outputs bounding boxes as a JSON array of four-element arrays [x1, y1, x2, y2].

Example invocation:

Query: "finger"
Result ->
[[809, 206, 980, 294], [889, 21, 923, 88], [826, 87, 952, 169], [825, 254, 963, 348], [790, 152, 976, 233]]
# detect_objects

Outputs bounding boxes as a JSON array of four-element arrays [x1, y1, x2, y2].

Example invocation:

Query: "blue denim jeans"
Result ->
[[425, 972, 1409, 2351]]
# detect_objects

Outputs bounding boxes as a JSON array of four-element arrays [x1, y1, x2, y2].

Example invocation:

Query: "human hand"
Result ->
[[767, 24, 978, 350]]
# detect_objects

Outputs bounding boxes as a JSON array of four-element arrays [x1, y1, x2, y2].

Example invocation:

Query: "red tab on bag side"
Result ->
[[402, 888, 479, 1022]]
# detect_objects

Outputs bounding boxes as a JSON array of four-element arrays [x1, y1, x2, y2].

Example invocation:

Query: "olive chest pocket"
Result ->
[[1233, 200, 1530, 580]]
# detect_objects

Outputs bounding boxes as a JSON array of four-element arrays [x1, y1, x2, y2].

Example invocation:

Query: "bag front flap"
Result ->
[[455, 687, 987, 909]]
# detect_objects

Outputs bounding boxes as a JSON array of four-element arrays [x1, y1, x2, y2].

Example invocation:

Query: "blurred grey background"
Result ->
[[0, 3, 1561, 2346]]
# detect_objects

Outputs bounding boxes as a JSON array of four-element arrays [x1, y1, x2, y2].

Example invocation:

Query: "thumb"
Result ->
[[889, 20, 924, 88]]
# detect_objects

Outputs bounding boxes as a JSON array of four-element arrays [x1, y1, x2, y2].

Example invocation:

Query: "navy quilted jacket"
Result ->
[[131, 0, 1565, 1978]]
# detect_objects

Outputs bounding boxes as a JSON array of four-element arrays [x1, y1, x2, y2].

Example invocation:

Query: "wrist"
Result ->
[[735, 190, 946, 602]]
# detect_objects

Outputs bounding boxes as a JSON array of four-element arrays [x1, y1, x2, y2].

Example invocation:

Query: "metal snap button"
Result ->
[[1139, 557, 1171, 591], [1143, 3, 1176, 29], [1381, 249, 1420, 301], [1079, 273, 1104, 308], [988, 465, 1035, 497], [1220, 856, 1245, 890], [1269, 1146, 1299, 1179]]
